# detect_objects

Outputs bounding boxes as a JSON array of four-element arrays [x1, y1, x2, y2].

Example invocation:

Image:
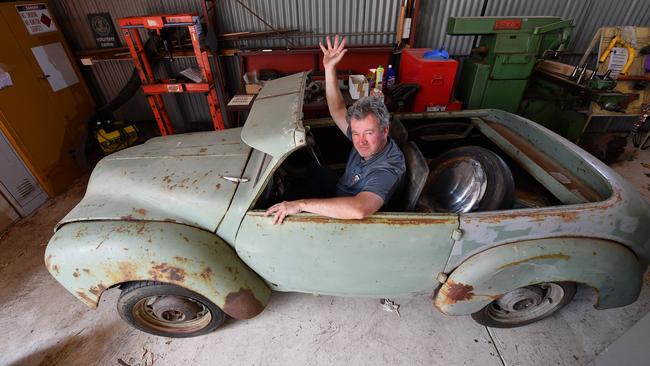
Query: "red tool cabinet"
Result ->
[[399, 48, 460, 112]]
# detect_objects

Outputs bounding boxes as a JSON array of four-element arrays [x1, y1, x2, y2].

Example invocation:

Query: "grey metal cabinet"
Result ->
[[0, 128, 47, 218]]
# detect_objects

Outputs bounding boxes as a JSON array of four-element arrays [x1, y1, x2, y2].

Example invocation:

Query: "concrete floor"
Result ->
[[1, 149, 650, 366]]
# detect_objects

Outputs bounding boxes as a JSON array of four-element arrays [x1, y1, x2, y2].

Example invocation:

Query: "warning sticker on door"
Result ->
[[16, 4, 57, 35], [607, 47, 628, 78]]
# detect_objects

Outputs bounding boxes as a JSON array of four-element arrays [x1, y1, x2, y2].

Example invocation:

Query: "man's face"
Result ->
[[350, 114, 388, 159]]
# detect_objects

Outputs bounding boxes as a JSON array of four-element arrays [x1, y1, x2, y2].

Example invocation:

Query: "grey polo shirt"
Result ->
[[336, 129, 406, 203]]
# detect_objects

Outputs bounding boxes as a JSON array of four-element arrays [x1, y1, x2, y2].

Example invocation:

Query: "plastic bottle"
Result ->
[[370, 87, 384, 101], [375, 65, 384, 89], [386, 64, 396, 88]]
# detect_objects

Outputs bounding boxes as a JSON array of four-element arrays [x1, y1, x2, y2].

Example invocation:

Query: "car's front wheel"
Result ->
[[117, 281, 225, 337], [471, 282, 576, 328]]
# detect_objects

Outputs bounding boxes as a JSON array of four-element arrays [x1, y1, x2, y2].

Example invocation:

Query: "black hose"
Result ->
[[95, 68, 143, 121], [76, 35, 161, 170]]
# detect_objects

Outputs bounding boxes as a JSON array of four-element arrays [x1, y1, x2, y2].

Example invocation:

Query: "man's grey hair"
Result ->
[[346, 96, 390, 130]]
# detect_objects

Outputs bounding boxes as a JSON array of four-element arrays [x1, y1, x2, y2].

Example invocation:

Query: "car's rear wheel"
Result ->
[[471, 282, 576, 328], [117, 281, 225, 337]]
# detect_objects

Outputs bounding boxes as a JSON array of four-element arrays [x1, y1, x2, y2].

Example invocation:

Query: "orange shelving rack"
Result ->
[[119, 14, 225, 135]]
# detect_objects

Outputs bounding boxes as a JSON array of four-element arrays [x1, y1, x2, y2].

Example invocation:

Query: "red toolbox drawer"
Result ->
[[399, 48, 458, 112]]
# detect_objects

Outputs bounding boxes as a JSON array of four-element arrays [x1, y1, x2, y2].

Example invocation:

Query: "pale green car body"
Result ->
[[45, 72, 650, 322]]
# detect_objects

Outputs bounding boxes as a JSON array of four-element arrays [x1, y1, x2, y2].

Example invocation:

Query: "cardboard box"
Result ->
[[349, 75, 369, 100], [245, 83, 263, 94]]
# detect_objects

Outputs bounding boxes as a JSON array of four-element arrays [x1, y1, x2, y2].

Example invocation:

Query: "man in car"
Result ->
[[265, 35, 405, 225]]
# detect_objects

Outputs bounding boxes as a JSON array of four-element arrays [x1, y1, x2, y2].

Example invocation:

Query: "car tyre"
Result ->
[[471, 282, 577, 328], [117, 281, 225, 337]]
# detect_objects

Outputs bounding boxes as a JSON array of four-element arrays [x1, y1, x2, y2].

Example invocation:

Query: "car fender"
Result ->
[[434, 237, 642, 315], [44, 221, 271, 320]]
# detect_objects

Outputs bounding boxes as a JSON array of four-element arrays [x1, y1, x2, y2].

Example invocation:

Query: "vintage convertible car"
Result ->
[[45, 73, 650, 337]]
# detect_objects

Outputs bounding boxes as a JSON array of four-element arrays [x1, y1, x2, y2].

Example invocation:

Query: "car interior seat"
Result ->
[[389, 117, 429, 211]]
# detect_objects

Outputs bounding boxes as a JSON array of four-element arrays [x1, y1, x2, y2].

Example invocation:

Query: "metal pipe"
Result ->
[[576, 64, 588, 84], [588, 69, 597, 80], [408, 0, 421, 46], [259, 31, 396, 39], [577, 29, 601, 68], [121, 22, 195, 29], [233, 0, 297, 48]]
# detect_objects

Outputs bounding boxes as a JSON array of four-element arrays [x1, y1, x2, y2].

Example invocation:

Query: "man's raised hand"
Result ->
[[319, 35, 347, 70]]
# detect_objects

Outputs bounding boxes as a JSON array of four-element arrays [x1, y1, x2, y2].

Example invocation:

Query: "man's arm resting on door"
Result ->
[[265, 191, 384, 224]]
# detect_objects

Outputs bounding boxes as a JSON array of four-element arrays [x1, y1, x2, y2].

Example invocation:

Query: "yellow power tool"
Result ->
[[598, 34, 635, 75]]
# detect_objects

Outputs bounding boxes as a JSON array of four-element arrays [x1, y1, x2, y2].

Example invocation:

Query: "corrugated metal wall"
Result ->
[[52, 0, 649, 127], [416, 0, 650, 56], [415, 0, 485, 55], [570, 0, 649, 53], [54, 0, 403, 49], [216, 0, 401, 48], [53, 1, 202, 51]]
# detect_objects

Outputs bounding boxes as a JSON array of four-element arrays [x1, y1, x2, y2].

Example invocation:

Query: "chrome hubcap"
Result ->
[[134, 295, 211, 333], [429, 158, 487, 213], [487, 283, 565, 324]]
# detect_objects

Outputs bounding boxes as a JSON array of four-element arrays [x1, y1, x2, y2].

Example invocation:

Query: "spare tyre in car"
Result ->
[[418, 146, 514, 213]]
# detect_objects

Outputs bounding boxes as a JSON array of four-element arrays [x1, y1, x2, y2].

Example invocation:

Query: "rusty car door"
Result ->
[[235, 212, 459, 297]]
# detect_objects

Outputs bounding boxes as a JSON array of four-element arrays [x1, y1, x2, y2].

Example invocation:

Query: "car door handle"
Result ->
[[221, 175, 250, 183]]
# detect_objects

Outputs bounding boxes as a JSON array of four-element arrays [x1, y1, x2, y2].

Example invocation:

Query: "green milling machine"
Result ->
[[447, 16, 573, 113]]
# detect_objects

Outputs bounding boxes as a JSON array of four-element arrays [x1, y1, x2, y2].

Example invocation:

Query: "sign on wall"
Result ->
[[16, 3, 57, 35], [87, 13, 121, 48], [31, 42, 79, 92]]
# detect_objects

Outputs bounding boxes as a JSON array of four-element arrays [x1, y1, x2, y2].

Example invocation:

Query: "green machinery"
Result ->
[[447, 17, 573, 112]]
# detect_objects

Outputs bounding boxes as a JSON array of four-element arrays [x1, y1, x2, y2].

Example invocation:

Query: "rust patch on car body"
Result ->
[[73, 226, 89, 239], [149, 263, 187, 282], [45, 254, 59, 274], [117, 262, 137, 279], [89, 284, 107, 297], [121, 209, 148, 221], [224, 266, 240, 276], [497, 253, 571, 271], [439, 281, 474, 304], [75, 291, 98, 308], [136, 223, 147, 235], [86, 283, 106, 308], [477, 210, 580, 224], [174, 256, 190, 263], [556, 211, 579, 222], [222, 288, 265, 319], [73, 269, 80, 278], [199, 267, 213, 281]]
